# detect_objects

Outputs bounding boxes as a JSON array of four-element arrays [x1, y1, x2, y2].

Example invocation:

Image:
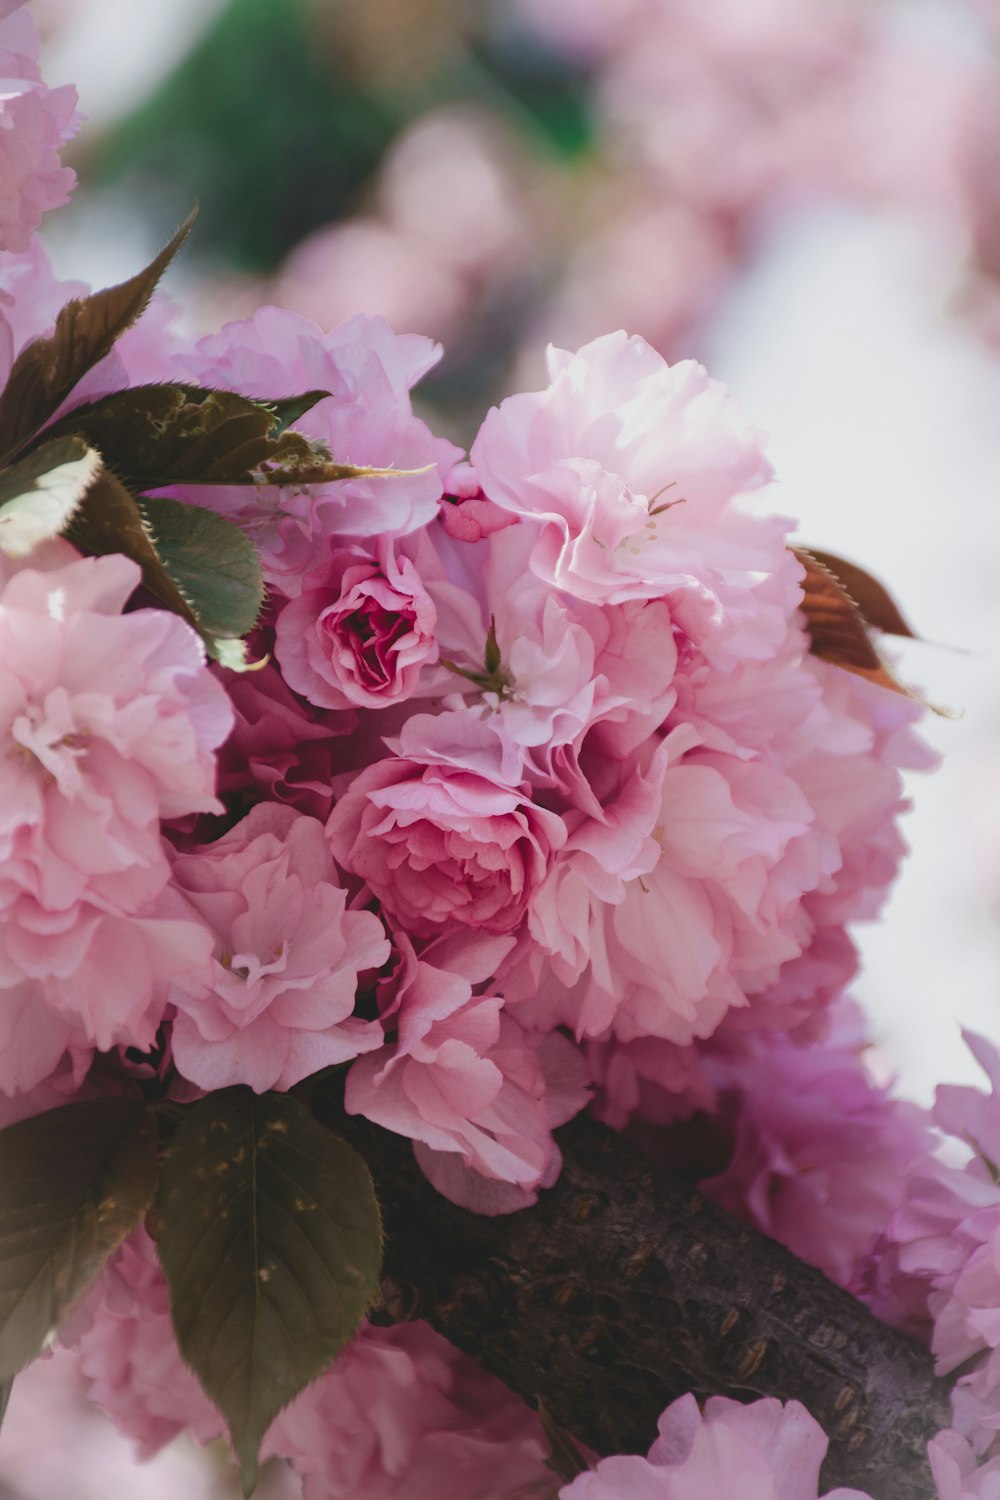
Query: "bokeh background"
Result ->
[[4, 0, 1000, 1492]]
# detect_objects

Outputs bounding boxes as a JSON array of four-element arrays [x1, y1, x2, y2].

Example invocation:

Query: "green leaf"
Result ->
[[0, 209, 197, 464], [46, 383, 402, 491], [0, 1100, 159, 1377], [156, 1090, 382, 1497], [67, 471, 264, 654], [266, 391, 330, 436], [136, 495, 263, 639], [0, 435, 101, 556]]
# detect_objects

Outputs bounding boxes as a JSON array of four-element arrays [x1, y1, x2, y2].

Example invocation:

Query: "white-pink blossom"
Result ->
[[471, 333, 788, 669]]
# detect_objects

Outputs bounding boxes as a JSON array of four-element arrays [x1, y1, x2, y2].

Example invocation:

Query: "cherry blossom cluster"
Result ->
[[0, 5, 993, 1498]]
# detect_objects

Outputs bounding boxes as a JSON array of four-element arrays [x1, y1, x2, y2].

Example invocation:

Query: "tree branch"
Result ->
[[318, 1101, 951, 1500]]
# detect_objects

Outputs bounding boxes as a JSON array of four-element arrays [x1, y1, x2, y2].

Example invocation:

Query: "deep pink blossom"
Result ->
[[169, 803, 389, 1093], [438, 462, 518, 543], [0, 542, 231, 1093], [275, 538, 438, 710], [209, 660, 349, 826]]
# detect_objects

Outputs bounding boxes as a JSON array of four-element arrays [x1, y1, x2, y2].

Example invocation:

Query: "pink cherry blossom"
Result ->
[[346, 932, 588, 1206], [265, 1320, 550, 1500], [0, 542, 231, 1093], [930, 1429, 1000, 1500], [559, 1393, 874, 1499], [168, 802, 389, 1093], [0, 5, 78, 253], [327, 710, 566, 939], [470, 332, 793, 670], [275, 538, 438, 710]]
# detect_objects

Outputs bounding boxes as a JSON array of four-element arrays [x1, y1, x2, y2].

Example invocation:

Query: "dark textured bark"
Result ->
[[318, 1101, 951, 1500]]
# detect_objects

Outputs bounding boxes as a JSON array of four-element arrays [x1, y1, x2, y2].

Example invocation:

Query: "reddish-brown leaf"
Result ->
[[793, 547, 914, 698], [804, 548, 916, 639]]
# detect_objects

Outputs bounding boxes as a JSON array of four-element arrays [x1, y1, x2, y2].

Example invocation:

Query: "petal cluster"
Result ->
[[558, 1393, 874, 1500], [0, 542, 232, 1093]]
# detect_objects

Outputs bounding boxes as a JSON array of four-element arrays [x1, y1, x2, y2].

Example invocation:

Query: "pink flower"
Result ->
[[559, 1393, 874, 1499], [265, 1320, 550, 1500], [929, 1430, 1000, 1500], [0, 6, 78, 253], [409, 519, 681, 782], [854, 1033, 1000, 1458], [438, 462, 518, 543], [0, 1342, 224, 1500], [470, 332, 791, 670], [168, 803, 390, 1093], [174, 309, 462, 593], [327, 711, 565, 939], [209, 660, 350, 826], [0, 542, 232, 1093], [346, 935, 588, 1207], [275, 539, 438, 710], [696, 1006, 932, 1288], [72, 1228, 225, 1458]]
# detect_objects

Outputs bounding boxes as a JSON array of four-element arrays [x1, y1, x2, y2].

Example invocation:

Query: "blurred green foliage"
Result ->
[[99, 0, 593, 273]]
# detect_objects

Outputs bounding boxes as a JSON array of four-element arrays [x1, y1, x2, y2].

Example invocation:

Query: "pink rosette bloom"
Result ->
[[346, 937, 588, 1209], [327, 711, 565, 939], [168, 803, 390, 1093], [0, 542, 232, 1094], [275, 539, 438, 710], [0, 5, 78, 253], [470, 332, 794, 670], [264, 1320, 551, 1500], [559, 1393, 873, 1499], [70, 1228, 225, 1457], [175, 309, 462, 592]]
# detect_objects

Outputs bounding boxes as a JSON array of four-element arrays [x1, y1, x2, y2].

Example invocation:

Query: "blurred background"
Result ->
[[5, 0, 1000, 1491]]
